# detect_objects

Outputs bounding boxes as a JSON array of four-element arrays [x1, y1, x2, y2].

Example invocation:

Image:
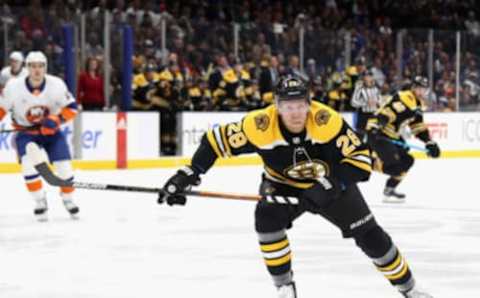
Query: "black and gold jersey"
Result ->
[[132, 73, 160, 110], [150, 69, 184, 109], [208, 67, 243, 110], [366, 90, 430, 142], [191, 101, 372, 189], [187, 86, 211, 110], [325, 89, 349, 111]]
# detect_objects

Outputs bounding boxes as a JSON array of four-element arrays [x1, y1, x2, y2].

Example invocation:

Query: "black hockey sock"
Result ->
[[386, 173, 405, 189], [258, 229, 293, 287], [355, 227, 414, 293]]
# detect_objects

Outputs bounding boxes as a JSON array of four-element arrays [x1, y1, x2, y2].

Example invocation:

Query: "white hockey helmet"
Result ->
[[25, 51, 47, 68], [9, 51, 24, 63]]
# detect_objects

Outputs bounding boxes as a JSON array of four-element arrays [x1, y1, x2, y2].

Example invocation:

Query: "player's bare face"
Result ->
[[27, 62, 46, 85], [413, 86, 428, 100], [277, 99, 309, 133], [10, 59, 22, 72], [364, 76, 374, 87]]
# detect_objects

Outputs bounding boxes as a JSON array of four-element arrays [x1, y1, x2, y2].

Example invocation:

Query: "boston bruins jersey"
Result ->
[[191, 101, 372, 189], [132, 73, 159, 110], [325, 88, 349, 111], [366, 90, 431, 142], [151, 68, 184, 110], [209, 67, 242, 109]]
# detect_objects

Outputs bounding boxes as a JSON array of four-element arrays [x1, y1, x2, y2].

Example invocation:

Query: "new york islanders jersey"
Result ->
[[191, 101, 372, 189], [0, 66, 28, 87], [0, 74, 77, 127]]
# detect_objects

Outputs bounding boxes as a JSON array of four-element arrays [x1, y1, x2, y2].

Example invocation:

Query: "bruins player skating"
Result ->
[[366, 76, 441, 203], [160, 76, 434, 298]]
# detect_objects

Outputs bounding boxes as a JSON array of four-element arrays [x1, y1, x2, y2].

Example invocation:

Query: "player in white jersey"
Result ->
[[0, 51, 79, 221], [0, 51, 28, 94]]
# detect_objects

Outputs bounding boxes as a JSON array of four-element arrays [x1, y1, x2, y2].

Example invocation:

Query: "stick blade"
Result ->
[[34, 162, 73, 187], [26, 142, 72, 187]]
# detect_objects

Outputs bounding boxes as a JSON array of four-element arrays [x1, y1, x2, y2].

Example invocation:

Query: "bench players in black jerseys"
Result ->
[[159, 75, 434, 298]]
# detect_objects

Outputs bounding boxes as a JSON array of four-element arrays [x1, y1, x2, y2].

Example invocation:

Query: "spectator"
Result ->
[[77, 57, 105, 111], [258, 55, 279, 105], [465, 11, 480, 37]]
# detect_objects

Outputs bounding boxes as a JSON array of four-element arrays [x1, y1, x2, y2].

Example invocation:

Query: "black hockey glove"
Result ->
[[425, 141, 440, 158], [300, 178, 343, 213], [158, 166, 201, 206]]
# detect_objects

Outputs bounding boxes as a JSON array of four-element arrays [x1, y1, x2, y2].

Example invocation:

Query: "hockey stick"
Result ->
[[358, 129, 428, 152], [386, 138, 428, 152], [26, 143, 298, 205], [0, 128, 20, 133], [0, 126, 39, 133]]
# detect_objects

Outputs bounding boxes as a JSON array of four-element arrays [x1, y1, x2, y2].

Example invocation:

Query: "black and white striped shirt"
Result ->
[[351, 82, 382, 113]]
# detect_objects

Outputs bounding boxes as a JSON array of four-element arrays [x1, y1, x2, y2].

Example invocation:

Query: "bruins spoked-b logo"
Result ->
[[285, 160, 329, 180], [315, 109, 331, 126], [254, 113, 270, 131]]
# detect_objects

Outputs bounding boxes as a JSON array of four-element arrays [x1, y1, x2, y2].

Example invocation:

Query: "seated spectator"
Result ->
[[77, 57, 105, 111]]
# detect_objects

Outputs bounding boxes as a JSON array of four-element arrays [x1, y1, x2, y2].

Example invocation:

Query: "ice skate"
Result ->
[[277, 282, 297, 298], [403, 287, 434, 298], [62, 197, 79, 219], [33, 197, 48, 222], [383, 187, 406, 203]]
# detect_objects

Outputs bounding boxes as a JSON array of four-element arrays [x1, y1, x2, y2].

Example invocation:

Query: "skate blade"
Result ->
[[35, 213, 48, 222], [382, 197, 406, 204], [67, 207, 80, 220]]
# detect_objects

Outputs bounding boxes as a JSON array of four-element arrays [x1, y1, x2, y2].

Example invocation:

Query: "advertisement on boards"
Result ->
[[0, 113, 117, 162], [180, 112, 246, 156], [0, 117, 17, 162], [0, 112, 159, 163], [127, 112, 160, 159], [75, 112, 117, 160], [420, 113, 480, 151]]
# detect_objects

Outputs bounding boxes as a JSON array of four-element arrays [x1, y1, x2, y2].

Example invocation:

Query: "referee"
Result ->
[[351, 69, 383, 137]]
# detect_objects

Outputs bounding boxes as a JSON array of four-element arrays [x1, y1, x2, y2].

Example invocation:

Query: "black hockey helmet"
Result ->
[[275, 75, 309, 102], [412, 75, 429, 88]]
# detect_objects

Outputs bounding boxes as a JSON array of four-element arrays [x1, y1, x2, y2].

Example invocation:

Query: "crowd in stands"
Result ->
[[1, 0, 480, 115]]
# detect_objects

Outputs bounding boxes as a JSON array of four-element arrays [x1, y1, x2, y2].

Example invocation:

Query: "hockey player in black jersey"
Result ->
[[160, 75, 434, 298], [366, 76, 441, 203]]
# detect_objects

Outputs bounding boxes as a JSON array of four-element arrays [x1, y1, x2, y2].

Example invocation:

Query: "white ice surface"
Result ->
[[1, 158, 479, 298]]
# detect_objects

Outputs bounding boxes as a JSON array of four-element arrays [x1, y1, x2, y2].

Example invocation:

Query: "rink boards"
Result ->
[[1, 111, 480, 172]]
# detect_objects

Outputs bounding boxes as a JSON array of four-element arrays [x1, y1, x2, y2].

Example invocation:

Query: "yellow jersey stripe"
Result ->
[[261, 239, 289, 252], [264, 252, 292, 266], [366, 118, 379, 130], [381, 128, 400, 139], [341, 158, 372, 172], [220, 125, 232, 157], [409, 122, 426, 128], [411, 127, 427, 134], [351, 149, 370, 157], [206, 131, 223, 158], [410, 123, 427, 129], [212, 125, 227, 156]]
